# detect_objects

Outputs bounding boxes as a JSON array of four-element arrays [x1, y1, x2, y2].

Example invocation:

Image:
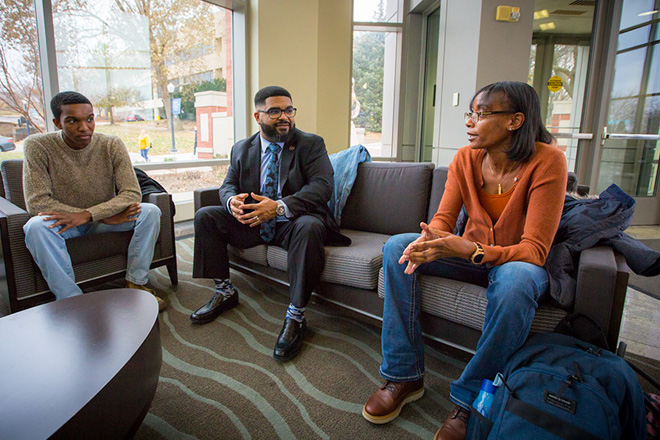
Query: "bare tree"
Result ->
[[0, 0, 88, 132], [112, 0, 213, 129], [0, 0, 45, 131]]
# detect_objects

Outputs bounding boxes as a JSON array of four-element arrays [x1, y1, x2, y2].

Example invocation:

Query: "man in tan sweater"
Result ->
[[22, 91, 165, 310]]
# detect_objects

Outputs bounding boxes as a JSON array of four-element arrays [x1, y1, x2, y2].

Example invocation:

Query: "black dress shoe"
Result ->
[[273, 318, 306, 362], [190, 292, 239, 324]]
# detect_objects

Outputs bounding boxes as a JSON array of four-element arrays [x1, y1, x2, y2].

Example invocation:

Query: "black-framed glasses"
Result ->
[[464, 110, 515, 124], [258, 106, 297, 120]]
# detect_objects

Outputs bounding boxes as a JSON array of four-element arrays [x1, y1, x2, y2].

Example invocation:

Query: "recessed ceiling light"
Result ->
[[638, 10, 658, 16], [534, 9, 550, 19], [539, 22, 556, 30]]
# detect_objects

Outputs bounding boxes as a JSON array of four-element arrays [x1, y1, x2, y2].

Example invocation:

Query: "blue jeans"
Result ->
[[140, 149, 149, 161], [379, 233, 548, 410], [23, 203, 161, 300]]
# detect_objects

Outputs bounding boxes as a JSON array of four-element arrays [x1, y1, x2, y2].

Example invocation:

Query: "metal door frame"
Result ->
[[576, 0, 660, 224]]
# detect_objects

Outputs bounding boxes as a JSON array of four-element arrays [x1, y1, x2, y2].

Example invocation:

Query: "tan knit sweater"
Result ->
[[23, 131, 141, 221], [429, 142, 568, 267]]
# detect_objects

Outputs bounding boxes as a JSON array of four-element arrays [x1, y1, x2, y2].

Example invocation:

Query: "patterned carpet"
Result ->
[[132, 237, 468, 439]]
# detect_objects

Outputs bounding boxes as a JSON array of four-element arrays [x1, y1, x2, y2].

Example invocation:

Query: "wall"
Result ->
[[247, 0, 352, 153]]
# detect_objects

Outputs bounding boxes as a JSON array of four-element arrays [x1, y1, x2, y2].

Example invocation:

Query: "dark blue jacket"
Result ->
[[546, 184, 660, 308]]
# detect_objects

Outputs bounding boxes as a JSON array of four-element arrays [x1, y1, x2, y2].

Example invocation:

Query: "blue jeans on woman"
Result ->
[[23, 203, 161, 300], [379, 233, 549, 410]]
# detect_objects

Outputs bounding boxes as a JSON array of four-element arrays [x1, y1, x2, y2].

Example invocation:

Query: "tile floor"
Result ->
[[618, 226, 660, 361]]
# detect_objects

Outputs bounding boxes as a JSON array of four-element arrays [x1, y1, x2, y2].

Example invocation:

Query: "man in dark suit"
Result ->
[[191, 86, 349, 362]]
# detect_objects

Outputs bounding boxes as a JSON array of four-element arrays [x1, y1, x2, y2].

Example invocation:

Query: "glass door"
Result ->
[[595, 0, 660, 224], [529, 1, 596, 172]]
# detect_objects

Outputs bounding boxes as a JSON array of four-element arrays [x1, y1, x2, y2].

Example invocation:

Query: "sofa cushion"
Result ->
[[340, 162, 434, 235], [427, 166, 448, 223], [228, 244, 269, 267], [267, 229, 390, 290], [377, 268, 568, 333]]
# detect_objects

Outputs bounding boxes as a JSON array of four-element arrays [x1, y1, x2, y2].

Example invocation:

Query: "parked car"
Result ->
[[0, 135, 16, 152], [126, 114, 145, 122]]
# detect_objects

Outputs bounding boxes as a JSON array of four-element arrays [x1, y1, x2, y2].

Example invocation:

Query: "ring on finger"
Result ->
[[255, 215, 259, 221]]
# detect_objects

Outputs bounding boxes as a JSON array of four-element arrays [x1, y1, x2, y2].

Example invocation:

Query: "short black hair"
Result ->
[[254, 86, 292, 107], [470, 81, 553, 163], [51, 91, 92, 120]]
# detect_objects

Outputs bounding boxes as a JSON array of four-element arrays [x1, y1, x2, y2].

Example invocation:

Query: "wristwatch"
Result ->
[[276, 200, 285, 217], [470, 242, 485, 265]]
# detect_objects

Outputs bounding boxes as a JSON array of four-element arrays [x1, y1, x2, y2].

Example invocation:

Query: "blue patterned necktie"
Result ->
[[260, 143, 281, 242]]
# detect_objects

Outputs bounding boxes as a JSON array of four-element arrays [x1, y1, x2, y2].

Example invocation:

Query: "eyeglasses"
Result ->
[[464, 110, 515, 124], [258, 107, 297, 120]]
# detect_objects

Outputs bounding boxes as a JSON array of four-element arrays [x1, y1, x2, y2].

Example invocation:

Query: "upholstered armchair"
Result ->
[[0, 159, 178, 312]]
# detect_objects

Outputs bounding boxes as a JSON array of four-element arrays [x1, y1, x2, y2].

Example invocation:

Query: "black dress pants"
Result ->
[[192, 205, 327, 307]]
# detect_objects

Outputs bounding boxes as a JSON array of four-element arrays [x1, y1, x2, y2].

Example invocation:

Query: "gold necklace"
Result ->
[[486, 157, 518, 195]]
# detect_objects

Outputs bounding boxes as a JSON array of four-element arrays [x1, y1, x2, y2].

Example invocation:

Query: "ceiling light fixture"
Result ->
[[534, 9, 550, 19], [539, 22, 556, 30], [638, 10, 658, 16]]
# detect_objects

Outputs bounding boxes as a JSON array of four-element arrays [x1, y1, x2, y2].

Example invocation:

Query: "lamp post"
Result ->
[[22, 100, 30, 137], [167, 82, 177, 153]]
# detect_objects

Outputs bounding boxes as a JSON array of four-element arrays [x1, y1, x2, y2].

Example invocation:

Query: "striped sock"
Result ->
[[214, 278, 236, 299], [285, 303, 305, 322]]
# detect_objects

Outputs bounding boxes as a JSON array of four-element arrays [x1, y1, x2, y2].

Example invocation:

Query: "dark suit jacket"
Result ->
[[219, 129, 350, 246]]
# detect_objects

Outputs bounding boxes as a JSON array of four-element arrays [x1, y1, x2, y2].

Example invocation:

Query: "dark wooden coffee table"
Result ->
[[0, 288, 162, 439]]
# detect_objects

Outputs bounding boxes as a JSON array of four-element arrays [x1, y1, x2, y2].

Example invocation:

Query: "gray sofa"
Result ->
[[194, 162, 629, 353]]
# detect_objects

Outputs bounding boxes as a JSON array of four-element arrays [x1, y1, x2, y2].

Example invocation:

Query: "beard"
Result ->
[[260, 120, 295, 143]]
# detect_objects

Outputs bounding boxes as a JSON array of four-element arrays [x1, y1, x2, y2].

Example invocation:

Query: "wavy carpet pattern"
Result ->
[[132, 237, 468, 440]]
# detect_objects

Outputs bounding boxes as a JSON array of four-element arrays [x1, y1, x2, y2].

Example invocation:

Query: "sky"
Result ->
[[353, 0, 387, 22]]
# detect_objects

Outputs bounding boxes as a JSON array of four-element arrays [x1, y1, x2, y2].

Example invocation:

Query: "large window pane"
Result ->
[[54, 0, 233, 175], [619, 0, 657, 29], [597, 2, 660, 196], [352, 30, 398, 158], [0, 0, 46, 159]]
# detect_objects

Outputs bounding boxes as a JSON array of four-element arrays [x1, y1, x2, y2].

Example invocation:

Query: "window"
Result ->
[[1, 0, 247, 219], [0, 0, 46, 154], [52, 1, 236, 198], [352, 0, 402, 159]]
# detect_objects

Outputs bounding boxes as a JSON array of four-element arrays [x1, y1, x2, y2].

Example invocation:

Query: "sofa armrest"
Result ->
[[194, 187, 221, 212], [145, 192, 175, 260], [0, 197, 36, 311], [573, 245, 628, 350]]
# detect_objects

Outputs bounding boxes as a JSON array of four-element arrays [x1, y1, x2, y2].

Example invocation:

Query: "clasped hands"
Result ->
[[230, 193, 277, 227], [40, 203, 141, 234], [399, 222, 477, 274]]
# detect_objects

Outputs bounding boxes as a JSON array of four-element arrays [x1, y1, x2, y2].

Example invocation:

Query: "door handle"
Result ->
[[602, 126, 660, 141]]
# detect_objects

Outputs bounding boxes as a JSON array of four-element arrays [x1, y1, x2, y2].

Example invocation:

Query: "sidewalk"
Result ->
[[129, 151, 199, 164]]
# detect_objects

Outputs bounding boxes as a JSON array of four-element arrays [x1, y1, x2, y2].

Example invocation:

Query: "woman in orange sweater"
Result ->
[[362, 82, 567, 440]]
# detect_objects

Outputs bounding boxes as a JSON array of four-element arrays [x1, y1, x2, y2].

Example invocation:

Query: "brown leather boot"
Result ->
[[362, 379, 424, 424], [434, 405, 469, 440]]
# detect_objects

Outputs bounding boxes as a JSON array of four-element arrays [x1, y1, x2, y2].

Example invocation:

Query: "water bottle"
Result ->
[[472, 379, 497, 417]]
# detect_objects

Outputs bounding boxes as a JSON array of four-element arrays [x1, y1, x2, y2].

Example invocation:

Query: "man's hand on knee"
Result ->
[[39, 210, 92, 234], [100, 203, 140, 225]]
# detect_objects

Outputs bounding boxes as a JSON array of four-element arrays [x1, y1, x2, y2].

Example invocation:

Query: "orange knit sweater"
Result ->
[[429, 142, 568, 267]]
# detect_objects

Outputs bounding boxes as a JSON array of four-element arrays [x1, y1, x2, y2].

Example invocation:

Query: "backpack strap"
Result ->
[[505, 396, 602, 440]]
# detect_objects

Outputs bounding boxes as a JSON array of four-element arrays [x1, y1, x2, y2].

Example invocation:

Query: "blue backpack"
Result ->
[[467, 332, 647, 439]]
